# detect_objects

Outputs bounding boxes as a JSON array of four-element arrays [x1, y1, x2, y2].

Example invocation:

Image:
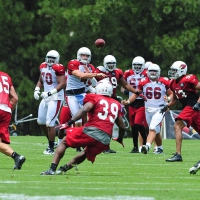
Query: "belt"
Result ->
[[66, 87, 85, 95]]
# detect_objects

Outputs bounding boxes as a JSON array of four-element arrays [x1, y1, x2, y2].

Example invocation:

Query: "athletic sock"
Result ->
[[11, 152, 20, 159], [49, 141, 54, 149], [146, 142, 151, 150], [51, 163, 58, 171]]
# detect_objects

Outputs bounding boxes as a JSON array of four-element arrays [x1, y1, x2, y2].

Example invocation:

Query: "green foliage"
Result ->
[[1, 136, 200, 199], [1, 0, 200, 133]]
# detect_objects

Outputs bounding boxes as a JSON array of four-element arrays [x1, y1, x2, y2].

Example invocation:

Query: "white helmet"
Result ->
[[95, 80, 113, 97], [132, 56, 145, 73], [103, 55, 117, 72], [168, 61, 187, 79], [147, 64, 160, 79], [45, 50, 60, 66], [77, 47, 91, 64], [144, 61, 153, 69]]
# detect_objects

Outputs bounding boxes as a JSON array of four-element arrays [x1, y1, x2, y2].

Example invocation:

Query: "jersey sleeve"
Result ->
[[117, 68, 123, 79], [52, 64, 66, 76], [123, 70, 129, 81], [185, 74, 199, 86], [67, 60, 80, 75], [83, 93, 96, 105], [137, 77, 147, 90], [88, 64, 96, 72], [160, 77, 170, 89]]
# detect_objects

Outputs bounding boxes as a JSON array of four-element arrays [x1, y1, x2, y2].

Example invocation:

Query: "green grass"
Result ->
[[0, 136, 200, 200]]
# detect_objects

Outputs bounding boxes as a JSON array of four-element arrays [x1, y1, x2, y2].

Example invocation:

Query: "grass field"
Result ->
[[0, 136, 200, 200]]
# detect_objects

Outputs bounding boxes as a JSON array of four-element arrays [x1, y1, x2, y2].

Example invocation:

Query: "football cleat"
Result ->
[[13, 155, 26, 170], [43, 147, 54, 155], [129, 147, 139, 153], [166, 152, 182, 162], [56, 164, 70, 175], [103, 149, 116, 154], [153, 148, 164, 154], [141, 145, 149, 154], [189, 160, 200, 175], [40, 168, 55, 175]]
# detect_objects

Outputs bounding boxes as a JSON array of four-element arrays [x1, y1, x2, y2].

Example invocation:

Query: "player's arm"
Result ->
[[56, 75, 66, 92], [119, 77, 138, 94], [113, 116, 126, 147], [192, 82, 200, 110], [167, 91, 177, 107], [9, 85, 18, 111], [57, 102, 94, 129], [72, 70, 106, 79], [121, 92, 139, 105]]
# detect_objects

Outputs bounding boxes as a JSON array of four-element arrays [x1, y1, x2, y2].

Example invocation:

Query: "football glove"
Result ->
[[41, 92, 51, 99], [34, 87, 40, 100], [112, 137, 124, 147], [160, 105, 169, 114], [34, 90, 40, 100], [55, 123, 69, 130], [193, 102, 200, 111]]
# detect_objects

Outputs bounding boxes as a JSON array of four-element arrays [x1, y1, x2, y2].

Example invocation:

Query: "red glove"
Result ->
[[139, 94, 147, 102], [112, 137, 124, 147], [55, 123, 69, 130]]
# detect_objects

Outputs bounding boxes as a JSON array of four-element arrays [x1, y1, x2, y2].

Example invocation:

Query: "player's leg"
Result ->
[[0, 110, 26, 170], [134, 107, 147, 153], [67, 95, 85, 152], [44, 100, 62, 155], [37, 100, 49, 149], [58, 100, 72, 145], [141, 110, 153, 154]]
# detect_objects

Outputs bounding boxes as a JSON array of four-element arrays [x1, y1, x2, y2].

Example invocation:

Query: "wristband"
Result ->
[[67, 119, 75, 126], [135, 91, 140, 95], [50, 88, 57, 95], [35, 86, 40, 91], [127, 100, 131, 104], [167, 97, 171, 102]]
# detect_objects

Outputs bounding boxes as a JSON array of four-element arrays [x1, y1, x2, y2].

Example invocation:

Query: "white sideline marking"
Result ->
[[0, 194, 154, 200], [0, 181, 17, 184]]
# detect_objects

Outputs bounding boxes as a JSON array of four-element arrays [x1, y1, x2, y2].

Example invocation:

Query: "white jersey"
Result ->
[[40, 62, 65, 101], [66, 59, 95, 91], [138, 77, 170, 110]]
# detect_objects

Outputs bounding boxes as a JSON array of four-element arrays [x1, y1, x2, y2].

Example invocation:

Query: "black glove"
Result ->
[[160, 105, 169, 114], [193, 102, 200, 111]]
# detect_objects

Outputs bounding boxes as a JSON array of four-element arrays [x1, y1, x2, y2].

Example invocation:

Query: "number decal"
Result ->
[[110, 77, 118, 88], [175, 90, 187, 99], [0, 75, 9, 93], [45, 73, 53, 85], [41, 72, 53, 85], [98, 99, 118, 123], [145, 87, 161, 99]]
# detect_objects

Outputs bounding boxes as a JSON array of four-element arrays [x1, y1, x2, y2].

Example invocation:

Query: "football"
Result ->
[[95, 38, 105, 48]]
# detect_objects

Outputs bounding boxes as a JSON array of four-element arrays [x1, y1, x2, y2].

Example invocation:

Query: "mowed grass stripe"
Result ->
[[0, 136, 200, 200]]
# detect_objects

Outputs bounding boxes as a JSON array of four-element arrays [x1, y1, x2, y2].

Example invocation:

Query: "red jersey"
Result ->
[[0, 71, 13, 109], [83, 93, 123, 136], [94, 66, 123, 99], [170, 74, 199, 108]]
